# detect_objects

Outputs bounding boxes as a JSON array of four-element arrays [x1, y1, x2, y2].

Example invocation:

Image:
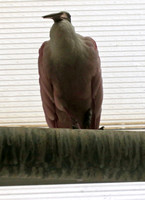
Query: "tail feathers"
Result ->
[[83, 109, 92, 129]]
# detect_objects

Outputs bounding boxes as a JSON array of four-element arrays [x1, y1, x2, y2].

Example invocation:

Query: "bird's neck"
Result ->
[[49, 21, 84, 65]]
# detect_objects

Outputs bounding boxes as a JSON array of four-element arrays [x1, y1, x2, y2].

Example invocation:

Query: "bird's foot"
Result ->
[[72, 119, 80, 129], [99, 126, 105, 130]]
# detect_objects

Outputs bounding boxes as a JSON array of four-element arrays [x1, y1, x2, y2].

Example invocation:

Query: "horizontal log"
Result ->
[[0, 127, 145, 185]]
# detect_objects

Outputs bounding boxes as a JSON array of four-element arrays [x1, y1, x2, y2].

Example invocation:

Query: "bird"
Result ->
[[38, 11, 103, 129]]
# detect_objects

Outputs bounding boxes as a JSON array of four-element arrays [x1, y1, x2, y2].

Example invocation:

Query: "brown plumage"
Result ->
[[38, 11, 103, 129]]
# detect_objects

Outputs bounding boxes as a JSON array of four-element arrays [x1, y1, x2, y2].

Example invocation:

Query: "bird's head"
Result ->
[[42, 11, 71, 23], [42, 11, 76, 46]]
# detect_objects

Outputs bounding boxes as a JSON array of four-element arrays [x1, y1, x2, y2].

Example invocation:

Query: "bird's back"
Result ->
[[39, 24, 103, 129]]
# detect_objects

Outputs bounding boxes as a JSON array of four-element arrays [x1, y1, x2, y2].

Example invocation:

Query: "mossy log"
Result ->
[[0, 127, 145, 185]]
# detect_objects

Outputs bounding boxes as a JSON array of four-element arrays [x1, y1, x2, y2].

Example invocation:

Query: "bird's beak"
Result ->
[[42, 12, 63, 22]]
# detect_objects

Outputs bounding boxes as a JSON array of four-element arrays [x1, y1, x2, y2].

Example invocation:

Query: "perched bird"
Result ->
[[38, 11, 103, 129]]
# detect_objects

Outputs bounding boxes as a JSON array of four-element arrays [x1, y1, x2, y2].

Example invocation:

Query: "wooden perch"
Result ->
[[0, 127, 145, 185]]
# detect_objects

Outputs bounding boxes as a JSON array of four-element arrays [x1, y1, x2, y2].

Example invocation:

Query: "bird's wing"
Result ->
[[38, 42, 57, 127], [87, 37, 103, 129]]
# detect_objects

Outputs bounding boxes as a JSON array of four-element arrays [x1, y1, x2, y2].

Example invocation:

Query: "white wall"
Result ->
[[0, 182, 145, 200], [0, 0, 145, 129]]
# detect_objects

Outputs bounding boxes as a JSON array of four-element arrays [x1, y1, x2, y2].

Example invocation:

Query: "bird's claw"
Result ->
[[99, 126, 105, 130], [72, 118, 80, 129]]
